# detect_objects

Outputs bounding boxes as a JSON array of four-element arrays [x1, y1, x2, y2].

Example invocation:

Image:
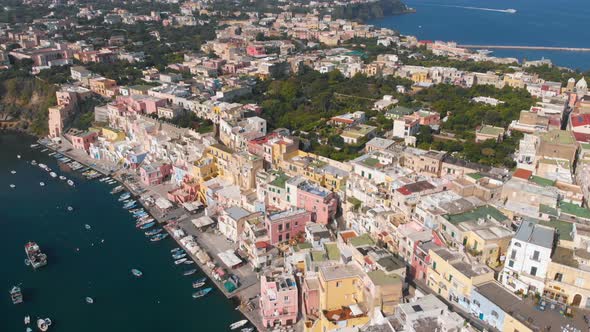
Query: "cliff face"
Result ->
[[0, 76, 56, 135], [329, 0, 413, 21]]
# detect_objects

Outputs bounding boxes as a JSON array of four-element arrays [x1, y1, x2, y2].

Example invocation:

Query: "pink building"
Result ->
[[246, 45, 266, 56], [69, 130, 98, 152], [296, 182, 338, 225], [115, 95, 167, 115], [410, 232, 444, 281], [139, 162, 172, 186], [265, 209, 311, 245], [260, 269, 298, 328]]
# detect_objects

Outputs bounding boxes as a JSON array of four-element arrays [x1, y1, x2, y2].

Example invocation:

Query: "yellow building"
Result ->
[[205, 144, 262, 190], [304, 264, 370, 332], [427, 247, 494, 305], [191, 156, 218, 183], [99, 127, 126, 142], [410, 71, 429, 83], [544, 246, 590, 308]]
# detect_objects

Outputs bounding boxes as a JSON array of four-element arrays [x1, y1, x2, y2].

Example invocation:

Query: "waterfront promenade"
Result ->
[[38, 138, 268, 332], [458, 44, 590, 52]]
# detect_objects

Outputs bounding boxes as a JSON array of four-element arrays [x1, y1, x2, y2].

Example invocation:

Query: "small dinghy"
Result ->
[[86, 297, 94, 304]]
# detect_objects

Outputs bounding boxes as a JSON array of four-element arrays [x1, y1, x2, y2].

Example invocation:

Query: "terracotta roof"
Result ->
[[571, 113, 590, 127], [513, 168, 533, 180]]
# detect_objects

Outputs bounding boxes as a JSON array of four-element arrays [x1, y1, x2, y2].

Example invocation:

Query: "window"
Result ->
[[510, 250, 516, 259], [286, 223, 290, 230], [336, 281, 341, 287], [508, 260, 514, 267], [532, 250, 540, 261], [473, 299, 481, 307], [432, 261, 437, 271], [278, 224, 283, 231], [530, 266, 537, 276], [491, 310, 499, 318], [575, 277, 585, 287], [278, 235, 282, 242], [554, 273, 563, 282]]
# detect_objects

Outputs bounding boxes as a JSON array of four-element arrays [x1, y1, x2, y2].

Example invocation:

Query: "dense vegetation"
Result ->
[[169, 111, 214, 134], [327, 0, 412, 21]]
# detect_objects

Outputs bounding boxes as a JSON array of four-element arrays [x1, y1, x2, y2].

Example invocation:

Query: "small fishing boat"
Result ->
[[30, 144, 38, 148], [183, 269, 197, 276], [192, 281, 205, 289], [10, 285, 23, 304], [24, 315, 30, 324], [149, 233, 168, 242], [241, 328, 254, 332], [67, 206, 74, 212], [10, 170, 16, 174], [17, 154, 21, 159], [174, 258, 188, 265], [145, 228, 163, 236], [110, 186, 124, 194], [37, 318, 51, 332], [192, 287, 212, 299], [172, 252, 186, 260], [24, 259, 30, 266], [85, 297, 94, 304], [85, 224, 91, 230], [171, 248, 182, 253], [193, 277, 206, 284], [230, 320, 249, 330], [67, 180, 74, 186], [131, 269, 143, 277], [9, 184, 15, 188], [184, 260, 194, 265], [49, 172, 57, 178], [31, 160, 37, 165], [136, 218, 154, 226], [118, 192, 131, 201], [26, 328, 32, 332], [139, 222, 155, 230], [123, 200, 137, 209], [59, 176, 66, 180], [39, 182, 45, 187]]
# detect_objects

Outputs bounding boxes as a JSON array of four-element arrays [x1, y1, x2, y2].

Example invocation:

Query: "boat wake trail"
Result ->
[[437, 5, 517, 14]]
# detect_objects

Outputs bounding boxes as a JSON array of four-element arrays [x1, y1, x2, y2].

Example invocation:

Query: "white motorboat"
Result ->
[[49, 172, 57, 178], [9, 184, 15, 188], [37, 318, 51, 332], [17, 154, 21, 159], [59, 176, 66, 180], [86, 296, 94, 304], [10, 170, 16, 174], [67, 180, 74, 186], [67, 206, 74, 212], [230, 320, 248, 330], [24, 315, 30, 324], [39, 182, 45, 187]]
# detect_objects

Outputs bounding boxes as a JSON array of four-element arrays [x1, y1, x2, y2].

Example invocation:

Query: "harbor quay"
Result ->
[[37, 138, 267, 331]]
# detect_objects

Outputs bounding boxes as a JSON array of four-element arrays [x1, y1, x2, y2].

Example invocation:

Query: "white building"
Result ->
[[500, 220, 555, 294]]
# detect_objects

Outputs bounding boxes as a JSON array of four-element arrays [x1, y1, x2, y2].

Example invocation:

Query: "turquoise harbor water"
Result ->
[[0, 133, 243, 331], [369, 0, 590, 70]]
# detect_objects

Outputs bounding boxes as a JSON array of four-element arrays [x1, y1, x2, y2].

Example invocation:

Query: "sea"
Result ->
[[369, 0, 590, 70], [0, 132, 244, 331]]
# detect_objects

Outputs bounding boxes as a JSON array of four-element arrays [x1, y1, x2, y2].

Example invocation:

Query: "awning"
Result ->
[[349, 304, 363, 316], [155, 197, 173, 210], [218, 249, 242, 268], [192, 216, 215, 228], [182, 201, 203, 212]]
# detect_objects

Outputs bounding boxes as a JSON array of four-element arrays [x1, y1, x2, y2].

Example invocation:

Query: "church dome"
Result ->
[[577, 77, 588, 90]]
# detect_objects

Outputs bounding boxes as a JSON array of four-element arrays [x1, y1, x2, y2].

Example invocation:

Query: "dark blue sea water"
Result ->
[[0, 133, 243, 331], [369, 0, 590, 70]]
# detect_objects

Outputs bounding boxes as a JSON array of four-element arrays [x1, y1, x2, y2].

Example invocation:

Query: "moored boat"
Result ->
[[67, 179, 74, 186], [192, 281, 205, 289], [149, 233, 168, 242], [110, 185, 124, 194], [37, 318, 51, 332], [174, 258, 188, 265], [59, 176, 66, 180], [145, 228, 163, 236], [24, 315, 30, 324], [139, 222, 155, 230], [39, 182, 45, 187], [230, 320, 249, 330], [172, 252, 186, 260], [118, 192, 131, 201], [86, 297, 94, 304], [184, 260, 194, 265], [183, 269, 197, 276], [131, 269, 143, 277], [24, 242, 47, 269], [49, 172, 57, 178], [10, 286, 23, 304], [171, 248, 182, 253], [192, 287, 212, 299]]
